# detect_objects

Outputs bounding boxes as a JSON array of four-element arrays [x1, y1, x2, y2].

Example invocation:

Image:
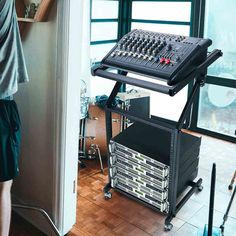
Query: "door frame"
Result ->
[[53, 0, 83, 234]]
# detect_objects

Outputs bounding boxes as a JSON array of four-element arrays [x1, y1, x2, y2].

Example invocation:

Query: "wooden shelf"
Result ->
[[17, 17, 35, 23], [16, 0, 54, 23]]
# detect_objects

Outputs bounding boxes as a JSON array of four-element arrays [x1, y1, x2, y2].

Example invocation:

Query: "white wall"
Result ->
[[12, 2, 59, 234], [12, 0, 86, 234]]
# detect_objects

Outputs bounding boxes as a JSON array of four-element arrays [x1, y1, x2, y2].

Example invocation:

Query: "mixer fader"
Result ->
[[102, 29, 212, 85]]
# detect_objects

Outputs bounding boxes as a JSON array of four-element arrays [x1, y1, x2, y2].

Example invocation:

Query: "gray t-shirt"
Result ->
[[0, 0, 29, 99]]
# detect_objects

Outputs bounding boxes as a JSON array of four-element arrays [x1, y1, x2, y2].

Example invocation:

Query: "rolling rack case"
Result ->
[[91, 29, 222, 231]]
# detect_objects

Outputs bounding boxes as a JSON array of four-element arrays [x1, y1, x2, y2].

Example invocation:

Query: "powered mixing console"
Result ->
[[102, 29, 212, 85]]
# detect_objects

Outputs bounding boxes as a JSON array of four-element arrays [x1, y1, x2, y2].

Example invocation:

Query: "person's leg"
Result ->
[[0, 180, 13, 236]]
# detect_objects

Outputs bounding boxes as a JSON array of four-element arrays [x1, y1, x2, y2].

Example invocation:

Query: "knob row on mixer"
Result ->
[[130, 30, 186, 42], [118, 42, 168, 57], [110, 50, 176, 66]]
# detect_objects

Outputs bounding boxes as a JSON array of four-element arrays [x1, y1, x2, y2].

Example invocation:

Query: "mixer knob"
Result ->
[[175, 56, 180, 62], [160, 58, 165, 64], [165, 58, 171, 65], [117, 44, 122, 49], [150, 46, 155, 51], [132, 46, 137, 52], [136, 47, 141, 53], [138, 54, 143, 59], [111, 52, 116, 57], [147, 49, 152, 55], [117, 51, 122, 56], [167, 44, 172, 51], [123, 37, 128, 42], [142, 48, 147, 54], [128, 52, 133, 56], [163, 41, 167, 46], [152, 49, 158, 56], [149, 56, 154, 61]]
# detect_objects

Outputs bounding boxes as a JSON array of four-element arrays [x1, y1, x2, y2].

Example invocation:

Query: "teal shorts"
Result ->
[[0, 99, 21, 182]]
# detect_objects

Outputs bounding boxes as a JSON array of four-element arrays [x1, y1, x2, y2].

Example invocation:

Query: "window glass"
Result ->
[[132, 2, 191, 22], [149, 88, 188, 121], [92, 0, 119, 19], [131, 23, 190, 36], [91, 22, 118, 41], [90, 43, 116, 63], [198, 84, 236, 137], [91, 76, 116, 97], [126, 74, 188, 121], [204, 0, 236, 79]]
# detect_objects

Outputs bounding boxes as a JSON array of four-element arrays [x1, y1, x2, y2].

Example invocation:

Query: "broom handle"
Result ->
[[208, 163, 216, 236], [223, 184, 236, 224]]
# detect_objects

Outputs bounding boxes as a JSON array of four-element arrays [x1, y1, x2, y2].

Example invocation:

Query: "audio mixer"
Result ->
[[101, 29, 212, 85]]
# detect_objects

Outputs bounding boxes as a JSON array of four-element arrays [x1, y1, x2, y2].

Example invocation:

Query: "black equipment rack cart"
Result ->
[[91, 30, 222, 231]]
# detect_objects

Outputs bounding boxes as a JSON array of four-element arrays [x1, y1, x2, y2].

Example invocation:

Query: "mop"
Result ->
[[219, 181, 236, 235]]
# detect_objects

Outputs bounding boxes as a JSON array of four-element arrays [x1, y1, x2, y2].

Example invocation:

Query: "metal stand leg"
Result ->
[[78, 118, 87, 168], [96, 145, 104, 173], [12, 204, 60, 236], [103, 82, 123, 199]]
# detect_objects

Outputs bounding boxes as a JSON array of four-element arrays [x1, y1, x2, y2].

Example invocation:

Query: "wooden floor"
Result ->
[[68, 134, 236, 236], [10, 134, 236, 235]]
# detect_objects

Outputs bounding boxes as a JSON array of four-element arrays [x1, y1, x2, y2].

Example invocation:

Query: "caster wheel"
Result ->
[[80, 163, 86, 169], [164, 223, 173, 231], [104, 191, 112, 200], [228, 184, 233, 190], [198, 185, 203, 192]]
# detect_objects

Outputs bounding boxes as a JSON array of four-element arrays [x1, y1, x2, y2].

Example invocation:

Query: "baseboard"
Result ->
[[11, 194, 61, 236]]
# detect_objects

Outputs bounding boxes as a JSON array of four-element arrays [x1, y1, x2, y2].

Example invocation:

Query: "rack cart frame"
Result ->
[[92, 49, 222, 231]]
